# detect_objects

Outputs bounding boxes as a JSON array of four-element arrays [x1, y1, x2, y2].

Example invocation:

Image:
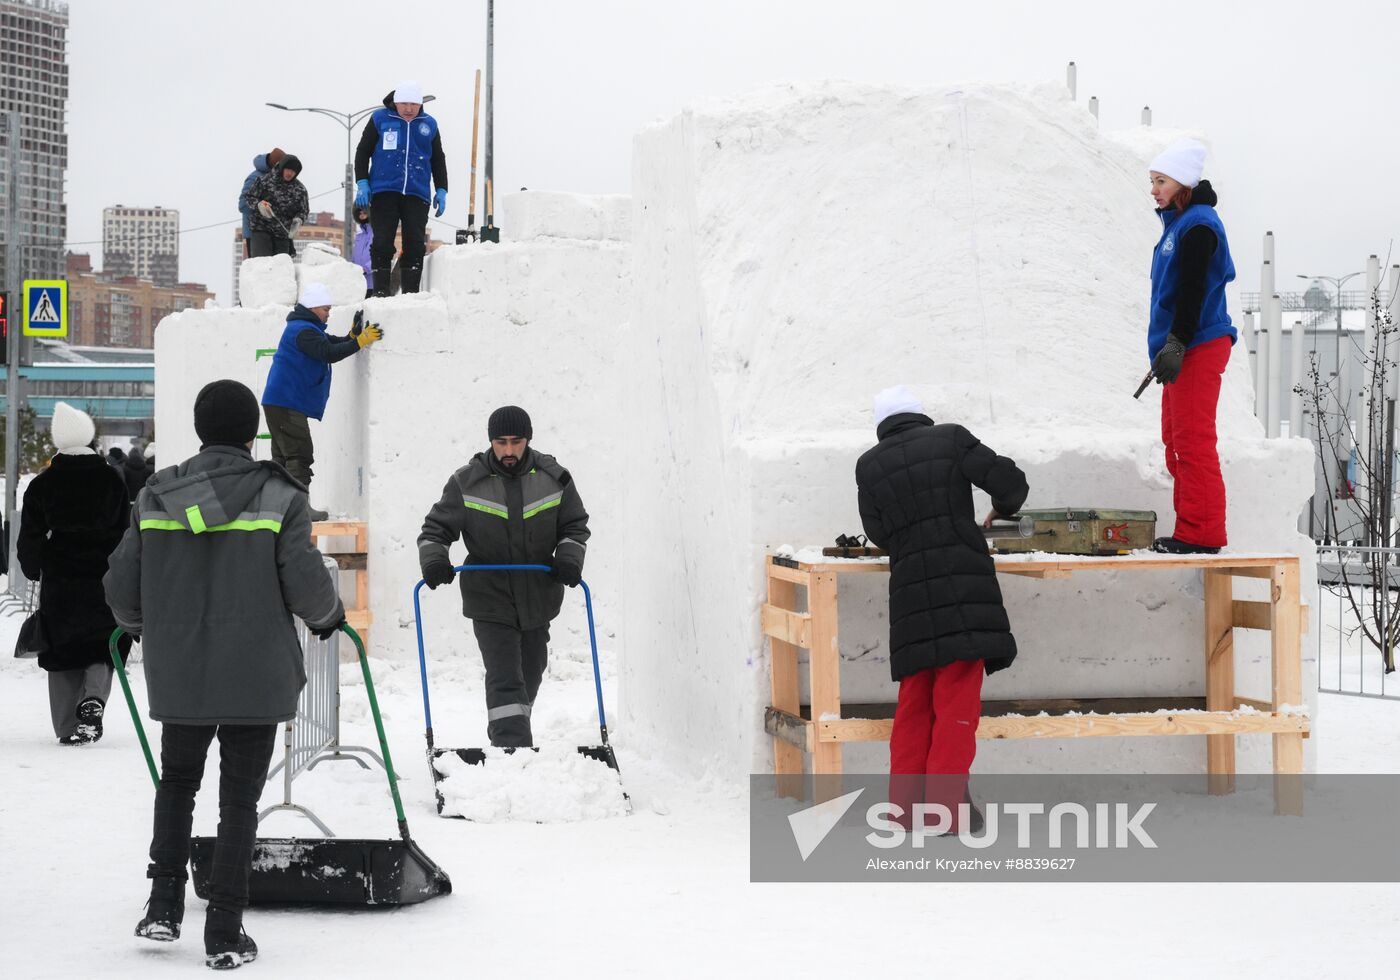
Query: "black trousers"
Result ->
[[369, 192, 429, 294], [473, 621, 549, 748], [147, 722, 278, 910], [263, 404, 314, 489], [247, 231, 294, 258]]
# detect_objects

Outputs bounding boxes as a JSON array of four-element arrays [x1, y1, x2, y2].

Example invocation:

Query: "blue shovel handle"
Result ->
[[413, 564, 610, 748]]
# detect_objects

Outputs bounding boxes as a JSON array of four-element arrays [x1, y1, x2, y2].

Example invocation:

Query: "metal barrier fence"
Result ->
[[1316, 544, 1400, 701], [258, 555, 384, 834]]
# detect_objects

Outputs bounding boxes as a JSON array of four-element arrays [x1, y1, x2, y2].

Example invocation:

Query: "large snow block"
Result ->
[[623, 81, 1317, 779], [297, 249, 368, 307], [498, 191, 631, 242], [238, 254, 297, 308]]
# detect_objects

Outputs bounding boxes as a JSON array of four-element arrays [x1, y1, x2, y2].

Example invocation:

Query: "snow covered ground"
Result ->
[[1, 602, 1396, 978]]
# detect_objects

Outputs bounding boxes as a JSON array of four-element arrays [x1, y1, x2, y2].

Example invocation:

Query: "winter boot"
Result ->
[[371, 266, 392, 298], [76, 696, 104, 742], [1151, 536, 1220, 556], [204, 906, 257, 970], [135, 874, 186, 942], [400, 263, 423, 294]]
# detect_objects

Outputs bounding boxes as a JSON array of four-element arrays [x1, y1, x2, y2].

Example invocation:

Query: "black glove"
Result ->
[[351, 309, 365, 336], [1152, 336, 1187, 385], [312, 617, 346, 641], [550, 550, 583, 588], [423, 557, 456, 590]]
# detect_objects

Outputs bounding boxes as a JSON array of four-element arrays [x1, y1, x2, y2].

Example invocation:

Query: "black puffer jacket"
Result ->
[[122, 448, 154, 502], [856, 413, 1029, 680], [17, 452, 133, 671]]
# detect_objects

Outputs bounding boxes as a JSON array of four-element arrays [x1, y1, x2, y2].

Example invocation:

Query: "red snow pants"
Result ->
[[888, 659, 984, 832], [1161, 336, 1231, 549]]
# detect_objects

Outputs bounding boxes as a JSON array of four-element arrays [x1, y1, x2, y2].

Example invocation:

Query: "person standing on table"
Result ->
[[242, 153, 308, 258], [1145, 138, 1237, 555], [855, 385, 1028, 834], [260, 281, 382, 521], [17, 402, 132, 745], [237, 147, 284, 259], [417, 406, 590, 748], [104, 380, 345, 970], [354, 79, 447, 296]]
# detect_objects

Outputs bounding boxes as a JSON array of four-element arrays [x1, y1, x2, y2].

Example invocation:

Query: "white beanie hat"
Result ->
[[1148, 138, 1207, 188], [144, 442, 157, 460], [51, 401, 95, 452], [393, 80, 424, 105], [299, 282, 333, 308], [873, 385, 924, 427]]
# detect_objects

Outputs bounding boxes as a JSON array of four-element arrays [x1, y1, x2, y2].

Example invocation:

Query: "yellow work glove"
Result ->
[[355, 323, 383, 349]]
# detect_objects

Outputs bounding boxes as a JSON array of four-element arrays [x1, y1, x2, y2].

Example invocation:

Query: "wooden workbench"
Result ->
[[763, 552, 1310, 814]]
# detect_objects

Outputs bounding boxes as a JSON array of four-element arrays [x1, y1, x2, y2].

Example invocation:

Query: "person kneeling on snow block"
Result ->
[[104, 380, 345, 970], [417, 406, 591, 748], [260, 281, 382, 521], [856, 385, 1028, 834]]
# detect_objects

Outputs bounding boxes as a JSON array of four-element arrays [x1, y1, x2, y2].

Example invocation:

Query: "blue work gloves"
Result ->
[[354, 180, 371, 208], [434, 187, 447, 218]]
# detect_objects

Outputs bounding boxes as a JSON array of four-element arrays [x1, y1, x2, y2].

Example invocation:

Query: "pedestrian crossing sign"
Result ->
[[23, 279, 67, 337]]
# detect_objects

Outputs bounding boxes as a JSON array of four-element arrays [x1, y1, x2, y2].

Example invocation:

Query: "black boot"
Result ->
[[400, 263, 423, 294], [205, 906, 257, 970], [135, 874, 186, 942], [371, 266, 392, 298], [1152, 536, 1221, 555]]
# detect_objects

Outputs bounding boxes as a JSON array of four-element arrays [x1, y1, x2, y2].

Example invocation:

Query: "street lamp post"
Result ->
[[1297, 271, 1363, 374], [265, 97, 441, 259]]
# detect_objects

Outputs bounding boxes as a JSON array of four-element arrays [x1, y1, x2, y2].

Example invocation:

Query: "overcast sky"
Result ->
[[63, 0, 1400, 306]]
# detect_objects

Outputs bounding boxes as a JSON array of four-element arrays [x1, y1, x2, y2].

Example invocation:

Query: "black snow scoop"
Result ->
[[412, 563, 629, 817], [110, 626, 451, 907]]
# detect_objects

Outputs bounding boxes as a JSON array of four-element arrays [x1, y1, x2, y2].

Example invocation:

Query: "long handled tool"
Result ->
[[1133, 370, 1153, 399], [467, 68, 481, 241], [413, 563, 627, 816], [110, 627, 451, 906]]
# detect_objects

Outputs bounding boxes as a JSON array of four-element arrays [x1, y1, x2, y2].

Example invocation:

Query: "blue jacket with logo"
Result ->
[[1148, 180, 1236, 362], [261, 305, 360, 420], [354, 93, 448, 204]]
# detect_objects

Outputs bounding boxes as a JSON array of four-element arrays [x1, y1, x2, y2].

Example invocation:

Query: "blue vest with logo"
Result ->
[[261, 311, 333, 420], [368, 107, 438, 203], [1148, 203, 1237, 361]]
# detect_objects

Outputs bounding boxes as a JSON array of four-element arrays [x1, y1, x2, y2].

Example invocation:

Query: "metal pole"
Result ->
[[1088, 96, 1099, 124], [1289, 318, 1305, 437], [480, 0, 499, 242], [4, 110, 22, 586], [1267, 293, 1283, 438], [1066, 62, 1077, 100], [1141, 105, 1152, 126], [343, 121, 354, 260]]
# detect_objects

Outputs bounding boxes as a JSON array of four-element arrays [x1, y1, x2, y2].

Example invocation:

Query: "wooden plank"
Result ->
[[999, 568, 1074, 580], [783, 553, 1302, 577], [1271, 561, 1305, 816], [767, 574, 804, 796], [329, 553, 368, 571], [797, 697, 1212, 721], [1228, 566, 1278, 580], [1233, 697, 1272, 713], [764, 707, 815, 753], [760, 604, 811, 648], [815, 711, 1310, 743], [767, 559, 814, 587], [1232, 599, 1311, 634], [345, 608, 374, 630], [807, 572, 843, 782], [311, 520, 367, 537], [1204, 569, 1237, 795]]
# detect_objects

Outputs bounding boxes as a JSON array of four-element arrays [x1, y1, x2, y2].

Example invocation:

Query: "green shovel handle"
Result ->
[[342, 623, 410, 833], [108, 628, 160, 790]]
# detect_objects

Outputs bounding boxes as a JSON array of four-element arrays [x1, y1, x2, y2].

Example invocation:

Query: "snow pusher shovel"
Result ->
[[109, 627, 452, 906], [413, 563, 629, 817]]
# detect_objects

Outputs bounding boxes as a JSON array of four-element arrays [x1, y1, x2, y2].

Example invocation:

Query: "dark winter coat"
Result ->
[[122, 447, 154, 502], [242, 167, 309, 236], [103, 446, 344, 725], [418, 448, 590, 630], [856, 414, 1029, 680], [17, 451, 133, 672], [354, 92, 448, 204], [238, 153, 272, 239]]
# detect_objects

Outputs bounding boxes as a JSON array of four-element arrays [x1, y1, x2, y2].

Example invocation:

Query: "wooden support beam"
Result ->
[[760, 604, 811, 648], [1270, 561, 1305, 815], [1228, 566, 1277, 580], [1234, 600, 1310, 633], [768, 574, 804, 797], [763, 707, 815, 753], [767, 560, 813, 587], [807, 572, 843, 788], [809, 710, 1310, 743], [1233, 697, 1272, 713], [1205, 569, 1237, 795], [1000, 567, 1074, 579]]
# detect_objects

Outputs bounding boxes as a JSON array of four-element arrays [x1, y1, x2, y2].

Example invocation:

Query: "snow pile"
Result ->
[[499, 190, 631, 242], [238, 254, 296, 307], [296, 248, 369, 306], [433, 749, 629, 822], [621, 80, 1317, 776]]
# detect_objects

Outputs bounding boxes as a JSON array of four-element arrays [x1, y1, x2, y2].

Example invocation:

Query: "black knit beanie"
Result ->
[[194, 380, 261, 448], [488, 405, 532, 441]]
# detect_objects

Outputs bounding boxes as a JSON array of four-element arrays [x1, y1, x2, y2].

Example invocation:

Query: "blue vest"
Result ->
[[261, 313, 333, 420], [368, 107, 438, 203], [1148, 204, 1237, 361]]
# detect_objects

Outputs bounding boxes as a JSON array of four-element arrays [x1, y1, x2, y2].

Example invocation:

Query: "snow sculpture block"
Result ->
[[238, 254, 296, 307]]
